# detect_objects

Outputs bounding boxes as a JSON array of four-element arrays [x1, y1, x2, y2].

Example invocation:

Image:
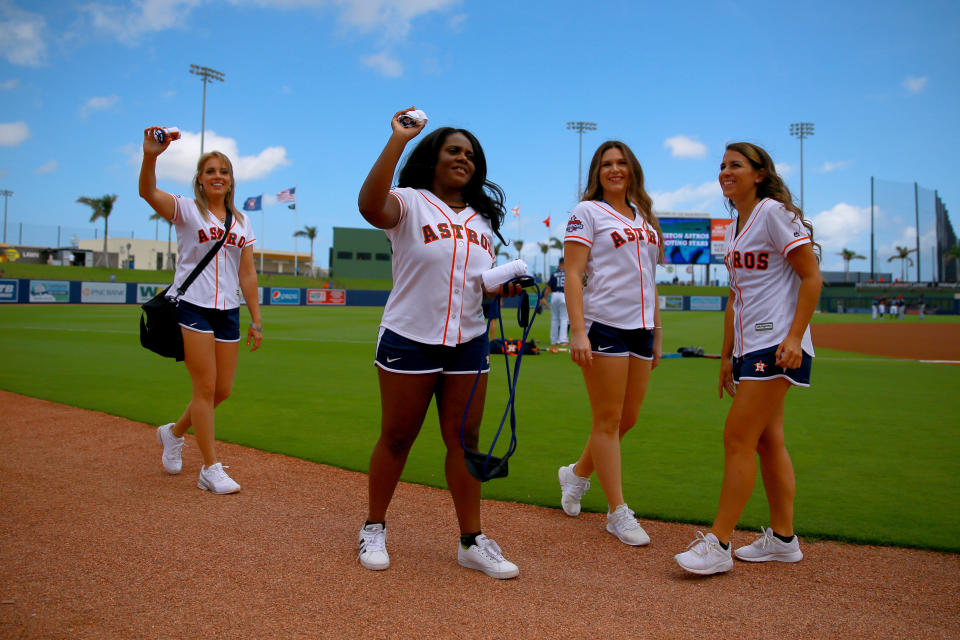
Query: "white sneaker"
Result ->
[[675, 531, 733, 575], [358, 524, 389, 571], [734, 527, 803, 563], [457, 535, 519, 580], [156, 423, 184, 475], [605, 504, 650, 546], [558, 463, 590, 516], [197, 462, 241, 494]]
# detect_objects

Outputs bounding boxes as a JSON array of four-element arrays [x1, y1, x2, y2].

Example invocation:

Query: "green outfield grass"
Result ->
[[0, 305, 957, 551]]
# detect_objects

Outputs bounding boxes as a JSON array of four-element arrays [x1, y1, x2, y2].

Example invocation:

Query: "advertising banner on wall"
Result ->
[[710, 219, 734, 264], [238, 287, 263, 306], [306, 288, 346, 305], [137, 283, 168, 304], [81, 282, 126, 303], [690, 295, 723, 311], [29, 280, 70, 303], [660, 218, 711, 264], [270, 288, 300, 305], [0, 279, 17, 303], [659, 295, 684, 310]]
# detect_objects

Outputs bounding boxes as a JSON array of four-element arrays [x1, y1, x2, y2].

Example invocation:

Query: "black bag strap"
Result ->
[[172, 207, 234, 300]]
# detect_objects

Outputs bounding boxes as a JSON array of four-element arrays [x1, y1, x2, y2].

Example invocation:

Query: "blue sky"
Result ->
[[1, 0, 957, 277]]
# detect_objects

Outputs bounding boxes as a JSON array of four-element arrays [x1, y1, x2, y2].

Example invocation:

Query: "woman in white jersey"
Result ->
[[355, 108, 522, 579], [675, 142, 821, 575], [139, 127, 262, 495], [558, 140, 664, 546]]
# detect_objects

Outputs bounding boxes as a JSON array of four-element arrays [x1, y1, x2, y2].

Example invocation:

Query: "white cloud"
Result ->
[[80, 0, 202, 44], [35, 159, 57, 174], [362, 51, 403, 77], [0, 3, 47, 66], [650, 181, 720, 212], [663, 135, 707, 159], [132, 129, 290, 184], [775, 162, 794, 177], [0, 121, 29, 146], [80, 95, 119, 118], [820, 160, 851, 173], [811, 202, 870, 251], [0, 78, 20, 90], [902, 76, 927, 94]]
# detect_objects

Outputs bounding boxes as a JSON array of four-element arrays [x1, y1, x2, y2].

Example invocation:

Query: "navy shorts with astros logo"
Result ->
[[733, 345, 812, 387], [375, 328, 491, 375], [177, 300, 240, 342], [586, 321, 655, 360]]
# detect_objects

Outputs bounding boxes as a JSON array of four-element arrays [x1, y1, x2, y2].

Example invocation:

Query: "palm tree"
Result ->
[[149, 212, 174, 269], [887, 246, 918, 282], [77, 194, 117, 267], [944, 244, 960, 282], [493, 242, 512, 265], [836, 248, 866, 282], [537, 241, 550, 279], [513, 239, 524, 260], [293, 225, 318, 277]]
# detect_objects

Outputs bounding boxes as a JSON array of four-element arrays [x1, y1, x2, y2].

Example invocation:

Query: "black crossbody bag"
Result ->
[[139, 208, 234, 361]]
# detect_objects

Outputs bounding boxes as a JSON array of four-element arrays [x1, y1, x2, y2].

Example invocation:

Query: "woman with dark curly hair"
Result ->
[[675, 142, 821, 575], [355, 108, 521, 579]]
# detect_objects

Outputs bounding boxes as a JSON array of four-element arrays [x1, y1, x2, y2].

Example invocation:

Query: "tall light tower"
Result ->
[[0, 189, 12, 244], [189, 64, 225, 155], [567, 121, 597, 198], [789, 122, 814, 212]]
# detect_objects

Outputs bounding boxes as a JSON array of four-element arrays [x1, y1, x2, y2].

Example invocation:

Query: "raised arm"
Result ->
[[357, 107, 425, 229], [138, 126, 176, 221]]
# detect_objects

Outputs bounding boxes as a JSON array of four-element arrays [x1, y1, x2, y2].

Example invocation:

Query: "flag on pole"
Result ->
[[288, 203, 296, 210], [542, 216, 551, 228], [277, 187, 296, 203], [511, 205, 520, 218], [242, 195, 262, 211]]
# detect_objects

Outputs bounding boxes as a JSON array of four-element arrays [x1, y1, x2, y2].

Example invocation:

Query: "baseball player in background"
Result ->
[[355, 107, 522, 579], [558, 140, 664, 547], [140, 127, 262, 495], [541, 257, 569, 353], [675, 142, 822, 575]]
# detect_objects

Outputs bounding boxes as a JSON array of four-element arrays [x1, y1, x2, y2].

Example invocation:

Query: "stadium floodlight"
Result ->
[[189, 64, 225, 155], [0, 189, 12, 244], [789, 122, 815, 213], [567, 121, 597, 198]]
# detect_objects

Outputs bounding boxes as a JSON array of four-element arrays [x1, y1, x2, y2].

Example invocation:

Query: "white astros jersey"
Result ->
[[564, 200, 659, 330], [723, 198, 814, 357], [168, 195, 256, 310], [380, 187, 496, 346]]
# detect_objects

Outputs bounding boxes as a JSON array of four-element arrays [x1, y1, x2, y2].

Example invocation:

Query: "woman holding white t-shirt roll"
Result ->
[[674, 142, 822, 575], [139, 127, 262, 495]]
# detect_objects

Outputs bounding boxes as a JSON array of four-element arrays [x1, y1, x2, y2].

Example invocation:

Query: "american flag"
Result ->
[[277, 187, 296, 203]]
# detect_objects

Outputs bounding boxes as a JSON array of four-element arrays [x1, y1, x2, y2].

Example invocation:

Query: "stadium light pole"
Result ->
[[789, 122, 814, 213], [189, 64, 225, 155], [0, 189, 12, 244], [567, 121, 597, 198]]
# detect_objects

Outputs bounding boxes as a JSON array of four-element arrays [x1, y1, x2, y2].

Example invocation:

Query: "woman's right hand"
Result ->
[[719, 356, 736, 398], [143, 127, 171, 158], [570, 329, 592, 368], [390, 107, 426, 140]]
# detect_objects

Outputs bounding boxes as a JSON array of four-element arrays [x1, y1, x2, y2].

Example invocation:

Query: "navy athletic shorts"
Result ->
[[177, 300, 240, 342], [375, 328, 491, 375], [586, 321, 654, 360], [733, 345, 812, 387]]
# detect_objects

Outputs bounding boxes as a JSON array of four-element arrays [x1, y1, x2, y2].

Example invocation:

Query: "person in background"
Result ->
[[542, 257, 569, 353], [558, 140, 663, 546], [140, 126, 262, 495], [356, 107, 522, 579], [674, 142, 821, 575]]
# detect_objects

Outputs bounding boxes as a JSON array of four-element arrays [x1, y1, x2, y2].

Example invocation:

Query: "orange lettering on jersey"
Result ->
[[226, 232, 237, 246], [422, 225, 440, 244], [197, 229, 210, 243], [757, 253, 769, 270], [610, 231, 627, 248], [480, 235, 489, 251], [466, 228, 479, 245], [624, 228, 636, 242], [237, 237, 246, 248], [437, 223, 452, 239], [451, 224, 464, 239], [732, 251, 769, 270]]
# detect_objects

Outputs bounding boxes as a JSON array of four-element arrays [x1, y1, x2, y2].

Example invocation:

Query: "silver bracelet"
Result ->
[[250, 324, 262, 332]]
